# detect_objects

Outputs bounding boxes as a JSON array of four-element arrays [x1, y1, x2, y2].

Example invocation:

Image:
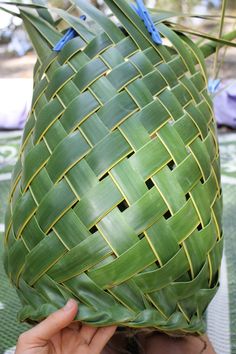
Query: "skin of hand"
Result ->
[[15, 299, 117, 354]]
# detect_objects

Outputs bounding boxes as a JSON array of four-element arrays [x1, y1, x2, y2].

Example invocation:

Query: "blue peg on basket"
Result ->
[[132, 0, 162, 45], [53, 15, 86, 52]]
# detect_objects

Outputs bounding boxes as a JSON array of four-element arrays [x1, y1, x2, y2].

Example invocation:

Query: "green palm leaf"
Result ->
[[1, 0, 235, 336]]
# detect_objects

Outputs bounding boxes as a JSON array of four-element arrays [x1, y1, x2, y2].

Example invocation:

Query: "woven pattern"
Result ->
[[4, 0, 223, 335]]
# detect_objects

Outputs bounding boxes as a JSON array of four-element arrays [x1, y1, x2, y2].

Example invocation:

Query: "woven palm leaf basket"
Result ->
[[3, 0, 234, 336]]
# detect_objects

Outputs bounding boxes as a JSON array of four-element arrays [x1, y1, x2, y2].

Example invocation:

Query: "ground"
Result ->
[[0, 50, 36, 78]]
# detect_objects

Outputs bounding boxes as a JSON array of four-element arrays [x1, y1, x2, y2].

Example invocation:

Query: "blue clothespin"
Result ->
[[208, 78, 221, 94], [53, 15, 86, 52], [132, 0, 162, 45], [53, 28, 78, 52]]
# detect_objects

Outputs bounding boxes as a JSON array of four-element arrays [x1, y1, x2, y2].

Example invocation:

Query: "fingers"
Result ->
[[21, 299, 78, 345], [90, 326, 117, 354], [17, 299, 117, 354], [79, 324, 98, 344], [68, 322, 82, 331]]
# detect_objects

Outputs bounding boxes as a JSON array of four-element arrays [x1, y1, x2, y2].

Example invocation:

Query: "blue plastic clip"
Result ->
[[132, 0, 162, 45], [208, 78, 221, 94], [53, 28, 78, 52], [53, 15, 86, 52]]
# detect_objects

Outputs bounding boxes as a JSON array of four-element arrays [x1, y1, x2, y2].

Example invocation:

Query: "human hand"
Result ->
[[15, 299, 117, 354]]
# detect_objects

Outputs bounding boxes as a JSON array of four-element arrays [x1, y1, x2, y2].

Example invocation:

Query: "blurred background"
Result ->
[[0, 1, 236, 354]]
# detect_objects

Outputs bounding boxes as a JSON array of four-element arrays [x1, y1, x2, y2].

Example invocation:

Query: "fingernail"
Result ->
[[64, 299, 75, 311]]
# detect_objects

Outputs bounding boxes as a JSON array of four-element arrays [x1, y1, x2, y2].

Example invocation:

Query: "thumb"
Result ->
[[21, 299, 78, 344]]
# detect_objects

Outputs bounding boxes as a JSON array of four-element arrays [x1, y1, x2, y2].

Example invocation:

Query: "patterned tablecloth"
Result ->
[[0, 131, 236, 354]]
